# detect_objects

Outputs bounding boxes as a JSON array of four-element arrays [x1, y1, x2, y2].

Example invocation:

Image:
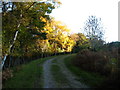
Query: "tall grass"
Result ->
[[72, 49, 119, 88], [73, 49, 111, 76], [64, 54, 106, 87]]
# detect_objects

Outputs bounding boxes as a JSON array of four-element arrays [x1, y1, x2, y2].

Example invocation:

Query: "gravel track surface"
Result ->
[[42, 55, 89, 88]]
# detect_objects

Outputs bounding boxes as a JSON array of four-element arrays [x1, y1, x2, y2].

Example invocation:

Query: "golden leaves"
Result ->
[[40, 16, 47, 22]]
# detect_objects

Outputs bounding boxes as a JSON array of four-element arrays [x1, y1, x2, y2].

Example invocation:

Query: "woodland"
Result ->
[[1, 1, 120, 88]]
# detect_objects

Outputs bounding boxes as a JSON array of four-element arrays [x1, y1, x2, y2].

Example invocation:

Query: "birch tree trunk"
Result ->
[[1, 2, 37, 69], [1, 13, 22, 69], [1, 30, 19, 69]]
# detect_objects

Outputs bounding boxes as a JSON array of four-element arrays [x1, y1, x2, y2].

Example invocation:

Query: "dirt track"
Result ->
[[42, 55, 89, 88]]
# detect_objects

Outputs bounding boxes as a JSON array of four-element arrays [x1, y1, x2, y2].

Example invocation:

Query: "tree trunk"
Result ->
[[1, 30, 19, 69]]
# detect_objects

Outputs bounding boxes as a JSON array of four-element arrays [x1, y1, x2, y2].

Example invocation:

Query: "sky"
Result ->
[[50, 0, 119, 43]]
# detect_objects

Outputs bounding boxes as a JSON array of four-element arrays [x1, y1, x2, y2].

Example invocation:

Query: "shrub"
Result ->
[[73, 49, 111, 76], [99, 68, 120, 88], [2, 68, 13, 82]]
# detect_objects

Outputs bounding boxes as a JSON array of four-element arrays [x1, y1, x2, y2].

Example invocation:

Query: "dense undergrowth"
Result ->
[[64, 54, 106, 87], [74, 49, 111, 76], [66, 49, 119, 88]]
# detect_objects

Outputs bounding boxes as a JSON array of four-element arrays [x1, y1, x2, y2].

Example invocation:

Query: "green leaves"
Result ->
[[2, 1, 58, 57]]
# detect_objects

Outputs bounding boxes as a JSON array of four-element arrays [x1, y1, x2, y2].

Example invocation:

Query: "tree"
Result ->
[[38, 18, 75, 54], [1, 1, 60, 69], [84, 15, 104, 51], [71, 33, 89, 53]]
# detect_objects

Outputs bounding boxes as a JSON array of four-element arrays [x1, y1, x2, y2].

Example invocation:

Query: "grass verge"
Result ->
[[64, 54, 106, 87], [3, 56, 56, 88]]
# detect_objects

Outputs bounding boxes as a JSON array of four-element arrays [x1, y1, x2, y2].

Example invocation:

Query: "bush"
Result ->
[[73, 49, 111, 76], [99, 68, 120, 88], [2, 68, 13, 82]]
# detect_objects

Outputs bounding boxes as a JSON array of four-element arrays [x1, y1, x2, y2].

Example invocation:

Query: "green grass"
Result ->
[[64, 54, 106, 87], [51, 59, 58, 63], [3, 56, 56, 88], [51, 64, 68, 85]]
